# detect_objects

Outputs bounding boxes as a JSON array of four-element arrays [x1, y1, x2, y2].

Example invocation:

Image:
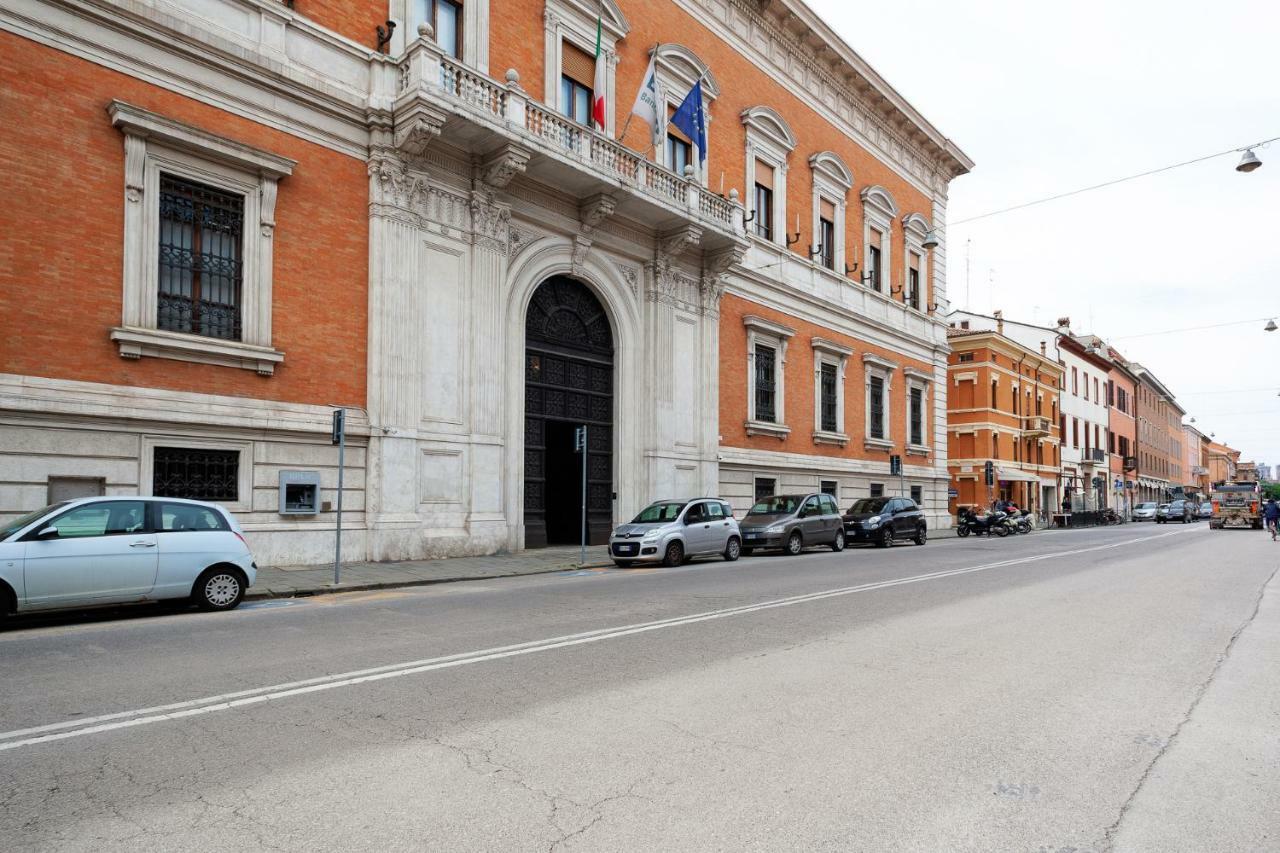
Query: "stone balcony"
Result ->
[[1021, 416, 1052, 438], [377, 34, 747, 256]]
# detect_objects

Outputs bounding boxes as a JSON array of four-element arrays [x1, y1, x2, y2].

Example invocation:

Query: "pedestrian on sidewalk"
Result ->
[[1264, 498, 1280, 541]]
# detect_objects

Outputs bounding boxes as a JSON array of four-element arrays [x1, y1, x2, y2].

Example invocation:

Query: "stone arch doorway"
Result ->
[[523, 276, 614, 548]]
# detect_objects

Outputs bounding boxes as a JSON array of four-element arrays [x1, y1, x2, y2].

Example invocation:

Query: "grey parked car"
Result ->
[[1157, 500, 1193, 524], [739, 493, 845, 556], [609, 498, 740, 567]]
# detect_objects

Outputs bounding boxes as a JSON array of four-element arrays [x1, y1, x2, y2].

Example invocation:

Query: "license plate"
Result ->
[[615, 544, 636, 555]]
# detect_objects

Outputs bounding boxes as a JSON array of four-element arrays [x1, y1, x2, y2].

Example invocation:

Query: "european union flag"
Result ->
[[670, 80, 707, 164]]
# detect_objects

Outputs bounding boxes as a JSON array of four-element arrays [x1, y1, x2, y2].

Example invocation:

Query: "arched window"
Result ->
[[741, 107, 796, 246], [809, 151, 853, 272], [860, 185, 898, 294]]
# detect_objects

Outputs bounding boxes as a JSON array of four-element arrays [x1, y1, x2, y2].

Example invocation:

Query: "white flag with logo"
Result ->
[[630, 54, 661, 136]]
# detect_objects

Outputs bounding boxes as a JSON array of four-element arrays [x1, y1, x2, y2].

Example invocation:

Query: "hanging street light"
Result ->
[[1237, 149, 1263, 173], [1265, 319, 1278, 332], [922, 229, 940, 250]]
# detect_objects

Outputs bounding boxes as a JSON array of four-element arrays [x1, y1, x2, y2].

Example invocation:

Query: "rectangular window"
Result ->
[[907, 252, 921, 310], [157, 174, 244, 341], [559, 41, 595, 124], [819, 206, 836, 270], [753, 160, 774, 241], [667, 134, 692, 177], [411, 0, 461, 57], [1073, 418, 1079, 448], [910, 485, 923, 506], [754, 345, 777, 423], [754, 477, 776, 501], [152, 447, 239, 502], [1072, 367, 1078, 395], [820, 480, 838, 497], [820, 362, 838, 432], [957, 353, 974, 363], [1083, 372, 1089, 401], [867, 231, 882, 291], [868, 375, 885, 439], [1094, 377, 1100, 402], [909, 387, 924, 446], [869, 482, 884, 499], [1107, 380, 1115, 407], [991, 378, 999, 410]]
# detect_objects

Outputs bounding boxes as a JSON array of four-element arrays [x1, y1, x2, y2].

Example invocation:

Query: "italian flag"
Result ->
[[592, 16, 607, 131]]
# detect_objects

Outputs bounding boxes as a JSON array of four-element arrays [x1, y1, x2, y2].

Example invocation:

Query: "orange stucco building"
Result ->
[[945, 327, 1063, 517]]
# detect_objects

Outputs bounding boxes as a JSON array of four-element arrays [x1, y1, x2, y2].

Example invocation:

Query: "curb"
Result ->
[[244, 560, 615, 602]]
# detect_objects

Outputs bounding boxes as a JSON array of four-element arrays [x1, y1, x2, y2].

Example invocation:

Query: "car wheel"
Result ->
[[0, 582, 14, 626], [613, 560, 634, 568], [741, 547, 755, 557], [914, 526, 927, 546], [831, 529, 846, 552], [662, 541, 684, 567], [194, 566, 246, 612], [877, 528, 893, 548], [724, 537, 741, 562], [786, 531, 804, 556]]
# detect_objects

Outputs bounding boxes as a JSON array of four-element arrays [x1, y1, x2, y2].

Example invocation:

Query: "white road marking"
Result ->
[[0, 528, 1195, 752]]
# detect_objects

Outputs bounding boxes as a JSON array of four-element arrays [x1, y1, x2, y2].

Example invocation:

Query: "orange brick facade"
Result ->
[[0, 31, 368, 406]]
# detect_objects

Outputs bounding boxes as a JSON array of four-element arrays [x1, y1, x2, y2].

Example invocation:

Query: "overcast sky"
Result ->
[[810, 0, 1280, 470]]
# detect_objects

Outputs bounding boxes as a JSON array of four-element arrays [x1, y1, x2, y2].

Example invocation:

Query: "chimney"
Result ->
[[1040, 341, 1047, 355], [993, 309, 1004, 335]]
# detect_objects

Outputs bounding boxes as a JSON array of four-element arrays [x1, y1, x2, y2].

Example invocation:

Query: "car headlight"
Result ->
[[641, 534, 659, 543], [866, 515, 882, 526], [765, 524, 786, 534]]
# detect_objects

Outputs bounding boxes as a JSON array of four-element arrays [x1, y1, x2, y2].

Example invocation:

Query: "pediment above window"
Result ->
[[741, 106, 796, 153], [861, 184, 899, 218], [809, 151, 853, 190], [652, 43, 719, 98]]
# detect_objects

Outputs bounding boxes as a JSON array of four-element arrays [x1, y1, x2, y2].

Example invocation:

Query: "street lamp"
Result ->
[[1237, 149, 1263, 173], [1266, 318, 1277, 332]]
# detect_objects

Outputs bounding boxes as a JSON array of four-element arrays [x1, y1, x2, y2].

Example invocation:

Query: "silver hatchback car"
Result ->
[[609, 498, 741, 567], [0, 496, 258, 621]]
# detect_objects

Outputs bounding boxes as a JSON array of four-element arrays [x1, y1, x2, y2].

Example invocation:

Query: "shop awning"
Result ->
[[995, 467, 1039, 483]]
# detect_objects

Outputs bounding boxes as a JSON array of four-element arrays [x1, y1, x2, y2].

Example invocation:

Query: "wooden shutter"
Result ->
[[820, 198, 836, 222], [562, 41, 595, 87], [869, 228, 882, 248]]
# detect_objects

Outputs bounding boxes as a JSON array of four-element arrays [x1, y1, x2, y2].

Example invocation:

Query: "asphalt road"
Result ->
[[1, 523, 1277, 852]]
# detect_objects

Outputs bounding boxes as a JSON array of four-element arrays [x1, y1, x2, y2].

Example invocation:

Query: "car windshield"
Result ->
[[848, 498, 889, 514], [1137, 503, 1156, 509], [631, 502, 687, 523], [748, 495, 804, 515], [0, 502, 68, 541]]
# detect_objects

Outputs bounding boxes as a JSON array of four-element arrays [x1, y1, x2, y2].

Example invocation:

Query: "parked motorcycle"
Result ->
[[956, 508, 1010, 537], [1012, 509, 1034, 534]]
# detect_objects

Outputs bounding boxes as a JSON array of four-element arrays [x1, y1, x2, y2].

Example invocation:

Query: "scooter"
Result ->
[[956, 508, 1010, 537]]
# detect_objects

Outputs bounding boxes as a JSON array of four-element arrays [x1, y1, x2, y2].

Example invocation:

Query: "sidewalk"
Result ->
[[247, 545, 612, 600]]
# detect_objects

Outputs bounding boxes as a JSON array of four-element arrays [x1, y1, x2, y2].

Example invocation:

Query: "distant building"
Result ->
[[944, 322, 1063, 517]]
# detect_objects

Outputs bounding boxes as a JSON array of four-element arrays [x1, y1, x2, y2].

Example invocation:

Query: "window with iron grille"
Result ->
[[868, 375, 885, 439], [909, 387, 924, 446], [869, 482, 884, 498], [754, 477, 776, 501], [820, 480, 838, 497], [910, 485, 923, 506], [754, 345, 777, 423], [157, 174, 244, 341], [820, 362, 838, 432], [152, 447, 239, 502]]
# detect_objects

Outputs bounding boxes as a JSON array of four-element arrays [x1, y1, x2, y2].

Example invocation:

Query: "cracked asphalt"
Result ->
[[1, 523, 1277, 852]]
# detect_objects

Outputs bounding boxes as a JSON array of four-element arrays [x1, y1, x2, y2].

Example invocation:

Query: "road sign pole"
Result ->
[[332, 408, 346, 586], [578, 425, 588, 567]]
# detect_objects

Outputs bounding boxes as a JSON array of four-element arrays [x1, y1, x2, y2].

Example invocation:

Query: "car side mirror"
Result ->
[[35, 525, 59, 540]]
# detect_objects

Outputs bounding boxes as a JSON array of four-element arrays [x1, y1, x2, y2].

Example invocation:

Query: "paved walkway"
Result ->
[[248, 545, 611, 600]]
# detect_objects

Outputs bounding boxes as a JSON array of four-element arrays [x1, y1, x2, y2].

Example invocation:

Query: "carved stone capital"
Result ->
[[481, 143, 532, 189], [571, 234, 593, 272], [579, 193, 617, 237], [470, 191, 511, 254], [702, 243, 748, 281]]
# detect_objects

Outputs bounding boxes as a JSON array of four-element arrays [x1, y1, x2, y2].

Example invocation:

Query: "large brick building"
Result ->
[[944, 324, 1063, 516], [0, 0, 970, 562]]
